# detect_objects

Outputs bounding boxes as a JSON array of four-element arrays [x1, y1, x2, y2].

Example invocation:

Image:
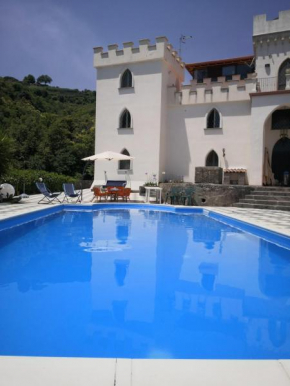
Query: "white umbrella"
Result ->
[[82, 151, 134, 162]]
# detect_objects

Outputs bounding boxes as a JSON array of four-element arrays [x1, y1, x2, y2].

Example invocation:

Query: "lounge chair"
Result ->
[[62, 183, 81, 203], [35, 182, 62, 204], [105, 180, 127, 187]]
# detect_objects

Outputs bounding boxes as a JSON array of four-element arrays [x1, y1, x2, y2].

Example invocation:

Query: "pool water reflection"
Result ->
[[0, 209, 289, 359]]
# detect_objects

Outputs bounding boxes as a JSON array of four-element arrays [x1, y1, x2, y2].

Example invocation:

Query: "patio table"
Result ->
[[144, 187, 162, 204]]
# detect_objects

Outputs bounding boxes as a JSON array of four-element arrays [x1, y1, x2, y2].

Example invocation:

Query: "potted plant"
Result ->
[[139, 173, 158, 195]]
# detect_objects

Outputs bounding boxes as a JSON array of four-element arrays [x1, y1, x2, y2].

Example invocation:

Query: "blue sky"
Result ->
[[0, 0, 289, 90]]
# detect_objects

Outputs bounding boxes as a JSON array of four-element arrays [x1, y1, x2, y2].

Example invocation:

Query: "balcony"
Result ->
[[256, 76, 290, 93], [256, 77, 278, 92]]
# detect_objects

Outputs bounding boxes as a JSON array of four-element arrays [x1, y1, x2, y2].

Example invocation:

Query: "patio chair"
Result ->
[[180, 186, 195, 206], [117, 188, 131, 201], [62, 183, 81, 203], [166, 186, 183, 205], [92, 187, 108, 202], [35, 182, 62, 204]]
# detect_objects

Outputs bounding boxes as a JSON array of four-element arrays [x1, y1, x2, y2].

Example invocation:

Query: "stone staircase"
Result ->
[[233, 187, 290, 211]]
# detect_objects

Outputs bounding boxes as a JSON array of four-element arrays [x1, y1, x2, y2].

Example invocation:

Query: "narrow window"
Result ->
[[278, 59, 290, 90], [207, 109, 220, 129], [119, 149, 131, 170], [206, 150, 219, 167], [120, 109, 131, 128], [120, 69, 133, 88]]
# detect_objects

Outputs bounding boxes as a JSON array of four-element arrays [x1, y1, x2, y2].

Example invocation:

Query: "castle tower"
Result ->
[[93, 37, 184, 188]]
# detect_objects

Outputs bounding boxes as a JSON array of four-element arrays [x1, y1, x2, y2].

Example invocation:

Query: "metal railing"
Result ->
[[256, 77, 278, 92]]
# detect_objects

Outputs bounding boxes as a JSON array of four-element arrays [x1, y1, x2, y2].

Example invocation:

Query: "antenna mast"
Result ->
[[179, 34, 193, 57]]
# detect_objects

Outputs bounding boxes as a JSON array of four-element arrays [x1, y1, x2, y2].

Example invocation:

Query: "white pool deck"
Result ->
[[1, 189, 290, 386]]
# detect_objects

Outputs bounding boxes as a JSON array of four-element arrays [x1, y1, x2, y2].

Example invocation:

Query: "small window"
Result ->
[[207, 109, 220, 129], [120, 69, 133, 88], [120, 109, 131, 129], [119, 149, 131, 170], [206, 150, 219, 167]]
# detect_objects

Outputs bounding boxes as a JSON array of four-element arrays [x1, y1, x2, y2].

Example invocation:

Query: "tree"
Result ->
[[0, 131, 14, 177], [37, 75, 52, 85], [23, 74, 35, 84]]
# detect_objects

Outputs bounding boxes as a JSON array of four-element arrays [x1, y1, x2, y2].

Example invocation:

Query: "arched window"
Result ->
[[120, 109, 131, 128], [120, 69, 133, 88], [278, 59, 290, 90], [207, 108, 220, 129], [119, 149, 131, 170], [206, 150, 219, 166]]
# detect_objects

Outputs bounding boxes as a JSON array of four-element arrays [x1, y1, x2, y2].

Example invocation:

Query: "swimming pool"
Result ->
[[0, 205, 289, 359]]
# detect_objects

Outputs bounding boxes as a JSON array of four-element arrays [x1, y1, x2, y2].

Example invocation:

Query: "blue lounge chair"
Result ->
[[35, 182, 62, 204], [62, 183, 81, 203]]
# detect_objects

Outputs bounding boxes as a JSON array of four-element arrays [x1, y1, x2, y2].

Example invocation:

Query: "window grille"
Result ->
[[207, 109, 220, 128], [278, 59, 290, 90], [121, 69, 133, 88], [119, 149, 131, 170], [120, 109, 131, 128]]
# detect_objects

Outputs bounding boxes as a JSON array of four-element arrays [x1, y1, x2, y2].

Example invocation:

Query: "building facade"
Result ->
[[93, 10, 290, 189]]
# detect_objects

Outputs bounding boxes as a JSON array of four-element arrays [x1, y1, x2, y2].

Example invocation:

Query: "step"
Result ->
[[233, 202, 290, 211], [251, 190, 290, 196], [253, 187, 290, 192], [240, 198, 290, 205], [244, 194, 290, 201]]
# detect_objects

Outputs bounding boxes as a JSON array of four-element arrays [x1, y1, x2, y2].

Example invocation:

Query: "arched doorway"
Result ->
[[271, 137, 290, 183]]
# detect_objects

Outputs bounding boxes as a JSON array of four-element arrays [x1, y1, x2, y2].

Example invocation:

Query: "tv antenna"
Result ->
[[179, 34, 193, 57]]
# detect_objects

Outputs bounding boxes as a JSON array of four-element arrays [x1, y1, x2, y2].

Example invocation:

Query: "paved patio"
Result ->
[[1, 190, 290, 237], [0, 194, 290, 385]]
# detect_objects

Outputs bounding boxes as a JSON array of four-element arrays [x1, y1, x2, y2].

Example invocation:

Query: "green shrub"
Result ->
[[1, 169, 78, 195]]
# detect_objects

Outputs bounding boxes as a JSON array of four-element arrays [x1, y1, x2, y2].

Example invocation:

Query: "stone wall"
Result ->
[[160, 182, 255, 207], [195, 167, 223, 184]]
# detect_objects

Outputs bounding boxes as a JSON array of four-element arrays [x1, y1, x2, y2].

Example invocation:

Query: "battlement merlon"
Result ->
[[93, 36, 185, 79], [253, 9, 290, 36]]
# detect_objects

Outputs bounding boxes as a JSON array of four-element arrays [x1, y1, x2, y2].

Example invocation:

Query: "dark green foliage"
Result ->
[[0, 76, 95, 179], [23, 74, 36, 84], [0, 131, 15, 177], [37, 75, 52, 85], [2, 169, 78, 195]]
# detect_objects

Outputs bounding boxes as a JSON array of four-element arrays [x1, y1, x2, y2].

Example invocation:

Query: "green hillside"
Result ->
[[0, 76, 95, 180]]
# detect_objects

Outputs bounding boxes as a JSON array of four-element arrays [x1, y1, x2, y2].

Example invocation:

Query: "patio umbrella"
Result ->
[[81, 151, 135, 200], [82, 151, 134, 162]]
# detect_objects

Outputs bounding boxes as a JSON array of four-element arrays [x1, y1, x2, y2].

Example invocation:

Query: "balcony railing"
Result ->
[[256, 77, 278, 92]]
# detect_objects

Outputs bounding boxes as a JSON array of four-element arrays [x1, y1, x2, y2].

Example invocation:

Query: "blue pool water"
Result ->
[[0, 208, 290, 359]]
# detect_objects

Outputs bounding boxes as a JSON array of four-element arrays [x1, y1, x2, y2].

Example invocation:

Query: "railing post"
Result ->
[[285, 69, 290, 90]]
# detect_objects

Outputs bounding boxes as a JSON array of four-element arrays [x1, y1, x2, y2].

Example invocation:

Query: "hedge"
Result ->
[[1, 169, 78, 195]]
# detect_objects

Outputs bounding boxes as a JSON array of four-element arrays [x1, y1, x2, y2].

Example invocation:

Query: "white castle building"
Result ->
[[92, 10, 290, 189]]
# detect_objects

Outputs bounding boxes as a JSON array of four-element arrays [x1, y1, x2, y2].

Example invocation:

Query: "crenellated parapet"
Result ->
[[93, 37, 184, 77], [253, 9, 290, 37], [168, 73, 257, 105]]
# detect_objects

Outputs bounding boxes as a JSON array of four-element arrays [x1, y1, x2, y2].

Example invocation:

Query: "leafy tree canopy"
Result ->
[[23, 74, 36, 84], [0, 76, 95, 179], [37, 75, 52, 85]]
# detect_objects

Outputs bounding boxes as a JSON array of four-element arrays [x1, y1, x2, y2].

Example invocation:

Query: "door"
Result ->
[[271, 137, 290, 183]]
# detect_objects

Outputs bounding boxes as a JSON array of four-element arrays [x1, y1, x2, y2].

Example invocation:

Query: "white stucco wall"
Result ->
[[166, 101, 252, 182], [94, 61, 164, 187], [249, 94, 290, 185], [253, 10, 290, 81]]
